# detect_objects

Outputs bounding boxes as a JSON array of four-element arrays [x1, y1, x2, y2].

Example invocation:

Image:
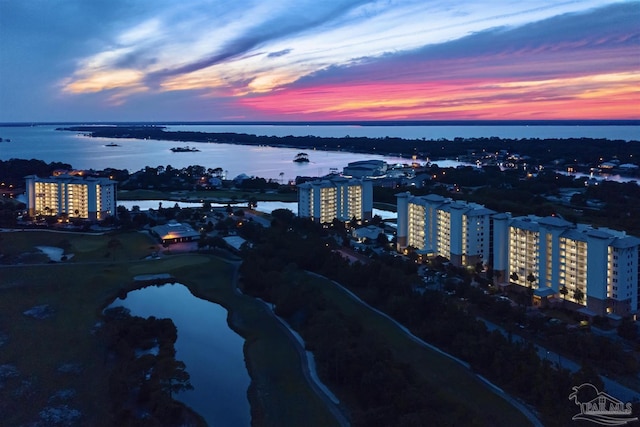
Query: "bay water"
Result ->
[[1, 124, 637, 182]]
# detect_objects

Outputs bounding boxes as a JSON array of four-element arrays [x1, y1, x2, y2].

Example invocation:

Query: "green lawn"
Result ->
[[0, 230, 157, 263], [0, 230, 338, 427], [298, 272, 534, 427], [0, 228, 537, 426]]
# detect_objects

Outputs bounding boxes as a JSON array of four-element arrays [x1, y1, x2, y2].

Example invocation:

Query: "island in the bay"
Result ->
[[2, 125, 640, 427], [57, 123, 640, 171]]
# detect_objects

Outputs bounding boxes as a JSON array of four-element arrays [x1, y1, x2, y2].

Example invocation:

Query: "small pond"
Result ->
[[108, 283, 250, 426]]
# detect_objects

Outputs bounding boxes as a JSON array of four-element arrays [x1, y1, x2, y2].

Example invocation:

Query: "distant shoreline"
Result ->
[[52, 125, 640, 167], [1, 119, 639, 127]]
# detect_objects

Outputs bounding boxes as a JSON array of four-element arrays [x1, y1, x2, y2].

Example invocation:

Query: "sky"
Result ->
[[0, 0, 638, 122]]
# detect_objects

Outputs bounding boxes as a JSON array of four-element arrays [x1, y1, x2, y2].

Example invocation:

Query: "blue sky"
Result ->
[[1, 0, 638, 121]]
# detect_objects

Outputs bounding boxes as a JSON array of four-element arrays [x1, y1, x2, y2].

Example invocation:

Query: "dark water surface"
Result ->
[[1, 124, 637, 181], [108, 283, 250, 427]]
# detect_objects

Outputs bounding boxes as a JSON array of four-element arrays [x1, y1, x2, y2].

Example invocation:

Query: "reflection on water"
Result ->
[[558, 171, 639, 184], [0, 125, 410, 181], [108, 283, 250, 427], [116, 200, 397, 220], [2, 125, 637, 182]]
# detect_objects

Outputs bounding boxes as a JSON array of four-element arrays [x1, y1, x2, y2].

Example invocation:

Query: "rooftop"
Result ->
[[151, 221, 200, 240]]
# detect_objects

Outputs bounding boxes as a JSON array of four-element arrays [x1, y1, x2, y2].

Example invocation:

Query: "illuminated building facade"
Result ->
[[396, 192, 494, 267], [493, 214, 640, 318], [25, 174, 117, 220], [398, 192, 639, 318], [298, 177, 373, 224]]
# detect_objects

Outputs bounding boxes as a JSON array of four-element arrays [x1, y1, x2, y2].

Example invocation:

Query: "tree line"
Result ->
[[59, 126, 640, 166], [235, 211, 614, 426], [100, 305, 204, 427]]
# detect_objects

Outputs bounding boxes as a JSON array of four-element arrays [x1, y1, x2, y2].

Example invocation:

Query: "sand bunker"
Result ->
[[35, 246, 74, 262]]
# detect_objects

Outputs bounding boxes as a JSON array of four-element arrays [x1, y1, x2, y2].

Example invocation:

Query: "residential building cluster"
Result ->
[[396, 192, 640, 318], [24, 171, 640, 319], [25, 174, 117, 221]]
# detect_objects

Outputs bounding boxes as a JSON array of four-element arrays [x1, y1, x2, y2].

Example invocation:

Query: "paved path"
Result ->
[[230, 262, 350, 427], [243, 211, 271, 228]]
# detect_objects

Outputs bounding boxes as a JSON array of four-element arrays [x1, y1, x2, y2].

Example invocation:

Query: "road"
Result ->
[[307, 271, 544, 427], [480, 318, 640, 403]]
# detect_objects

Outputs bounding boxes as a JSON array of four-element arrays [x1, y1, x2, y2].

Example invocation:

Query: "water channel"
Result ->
[[116, 200, 398, 221], [108, 283, 251, 426]]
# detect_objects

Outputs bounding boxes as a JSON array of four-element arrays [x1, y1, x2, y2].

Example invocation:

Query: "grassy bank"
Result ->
[[294, 272, 534, 426], [174, 262, 339, 426], [0, 230, 337, 426]]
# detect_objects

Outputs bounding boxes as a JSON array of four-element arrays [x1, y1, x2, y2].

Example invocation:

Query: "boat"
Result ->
[[105, 142, 120, 147], [293, 152, 310, 163], [170, 146, 200, 152]]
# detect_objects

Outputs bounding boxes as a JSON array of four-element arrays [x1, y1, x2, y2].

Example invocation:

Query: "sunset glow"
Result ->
[[239, 71, 640, 120], [1, 0, 638, 121]]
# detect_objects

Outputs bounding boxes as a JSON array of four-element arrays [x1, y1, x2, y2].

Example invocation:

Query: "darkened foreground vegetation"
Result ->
[[59, 125, 640, 166], [0, 229, 342, 427], [0, 158, 72, 185], [236, 210, 630, 427], [101, 306, 204, 427]]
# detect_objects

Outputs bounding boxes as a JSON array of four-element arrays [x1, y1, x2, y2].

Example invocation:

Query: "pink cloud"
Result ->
[[236, 11, 640, 121]]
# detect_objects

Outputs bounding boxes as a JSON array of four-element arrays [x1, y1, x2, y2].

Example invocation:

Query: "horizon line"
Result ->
[[1, 119, 639, 127]]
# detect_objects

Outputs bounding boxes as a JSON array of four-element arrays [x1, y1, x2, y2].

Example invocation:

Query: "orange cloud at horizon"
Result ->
[[239, 72, 640, 120]]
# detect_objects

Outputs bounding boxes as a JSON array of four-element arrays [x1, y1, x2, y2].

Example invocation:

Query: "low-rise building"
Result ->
[[353, 225, 384, 243], [342, 160, 387, 178], [151, 221, 200, 244]]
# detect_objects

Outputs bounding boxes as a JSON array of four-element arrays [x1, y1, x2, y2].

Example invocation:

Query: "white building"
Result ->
[[493, 213, 640, 317], [396, 192, 494, 267], [342, 160, 388, 178], [298, 176, 373, 224], [352, 225, 384, 243], [25, 174, 117, 220], [397, 192, 640, 318]]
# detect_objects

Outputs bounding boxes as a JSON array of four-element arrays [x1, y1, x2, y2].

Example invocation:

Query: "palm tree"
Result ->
[[560, 286, 568, 306], [526, 272, 536, 289], [525, 273, 536, 306], [574, 288, 585, 305], [279, 172, 284, 184], [509, 271, 519, 283]]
